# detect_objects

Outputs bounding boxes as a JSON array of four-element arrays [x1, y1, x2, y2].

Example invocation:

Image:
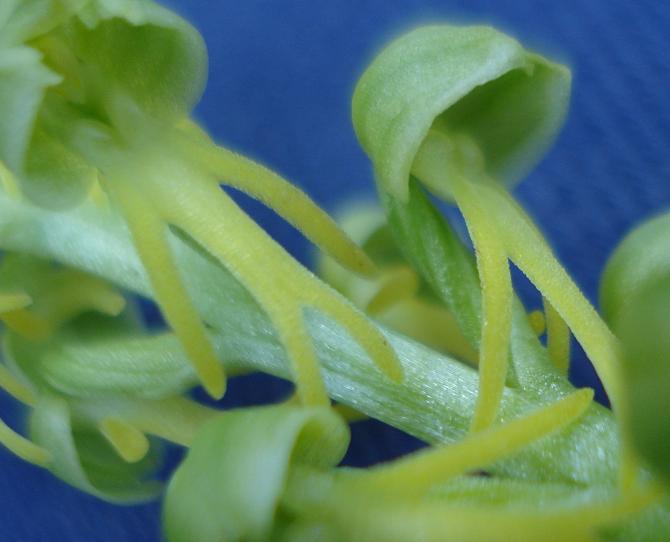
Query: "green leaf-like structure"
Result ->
[[0, 0, 403, 405]]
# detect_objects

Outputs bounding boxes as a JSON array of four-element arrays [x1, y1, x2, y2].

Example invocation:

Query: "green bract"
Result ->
[[352, 25, 570, 202]]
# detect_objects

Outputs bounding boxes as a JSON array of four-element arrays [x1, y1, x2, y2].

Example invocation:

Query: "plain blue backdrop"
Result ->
[[2, 1, 669, 540]]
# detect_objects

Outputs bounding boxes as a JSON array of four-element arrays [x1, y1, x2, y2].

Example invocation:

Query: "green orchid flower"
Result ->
[[0, 253, 219, 501], [351, 25, 627, 481], [0, 0, 403, 406]]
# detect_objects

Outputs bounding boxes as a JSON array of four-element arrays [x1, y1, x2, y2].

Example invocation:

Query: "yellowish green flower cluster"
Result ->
[[0, 1, 669, 540]]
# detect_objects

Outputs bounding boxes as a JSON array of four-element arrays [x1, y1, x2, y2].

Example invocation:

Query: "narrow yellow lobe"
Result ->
[[0, 292, 32, 313], [527, 309, 546, 336], [176, 124, 377, 277], [543, 297, 571, 374], [107, 177, 226, 400], [449, 176, 513, 433], [1, 309, 52, 340], [100, 417, 150, 463], [333, 403, 368, 423], [0, 161, 21, 199], [411, 132, 512, 432], [150, 170, 403, 406], [38, 274, 126, 325], [0, 419, 51, 467], [87, 175, 110, 208], [0, 364, 36, 406], [356, 388, 593, 497]]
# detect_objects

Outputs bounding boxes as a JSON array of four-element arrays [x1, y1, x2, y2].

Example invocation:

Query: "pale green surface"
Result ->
[[352, 25, 570, 202]]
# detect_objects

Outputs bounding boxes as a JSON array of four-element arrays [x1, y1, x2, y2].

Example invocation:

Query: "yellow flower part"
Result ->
[[94, 122, 403, 406], [350, 388, 593, 496]]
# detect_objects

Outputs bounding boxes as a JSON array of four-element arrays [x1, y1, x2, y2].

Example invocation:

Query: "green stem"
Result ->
[[0, 192, 615, 485]]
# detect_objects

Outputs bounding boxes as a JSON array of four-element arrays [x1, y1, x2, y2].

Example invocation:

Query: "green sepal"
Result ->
[[352, 24, 570, 202], [164, 405, 350, 542], [600, 209, 670, 485], [29, 392, 163, 503]]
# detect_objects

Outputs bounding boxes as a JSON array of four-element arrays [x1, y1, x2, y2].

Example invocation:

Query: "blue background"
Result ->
[[2, 1, 670, 539]]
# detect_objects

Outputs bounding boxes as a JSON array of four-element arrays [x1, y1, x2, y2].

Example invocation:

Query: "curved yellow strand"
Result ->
[[99, 417, 150, 463], [151, 174, 403, 406], [176, 125, 376, 277], [543, 297, 571, 374], [355, 388, 593, 497], [0, 419, 51, 467], [450, 176, 513, 432], [107, 178, 225, 400], [478, 183, 637, 489]]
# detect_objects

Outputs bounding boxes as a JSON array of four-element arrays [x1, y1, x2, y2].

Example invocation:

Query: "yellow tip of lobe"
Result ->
[[1, 309, 52, 341], [0, 292, 32, 313], [100, 417, 150, 463], [351, 250, 378, 279], [94, 291, 127, 317], [528, 309, 546, 336], [385, 355, 405, 383], [197, 362, 227, 400]]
